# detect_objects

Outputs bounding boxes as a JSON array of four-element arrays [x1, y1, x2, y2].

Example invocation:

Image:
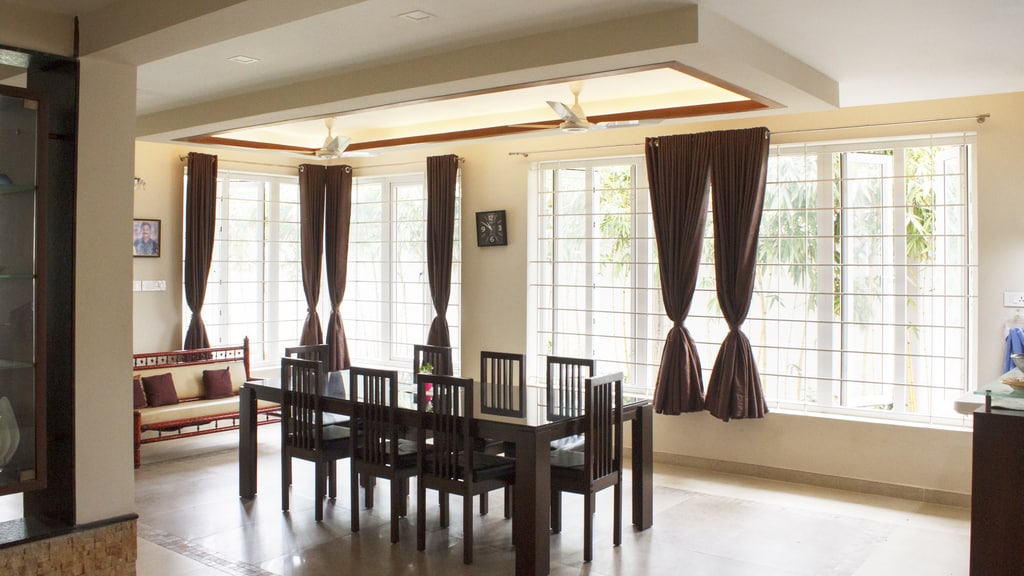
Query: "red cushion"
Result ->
[[133, 375, 147, 409], [142, 373, 179, 407], [203, 367, 233, 399]]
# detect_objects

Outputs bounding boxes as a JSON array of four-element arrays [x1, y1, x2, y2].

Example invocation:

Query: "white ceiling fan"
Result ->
[[535, 80, 662, 133], [314, 118, 351, 159], [547, 81, 598, 133]]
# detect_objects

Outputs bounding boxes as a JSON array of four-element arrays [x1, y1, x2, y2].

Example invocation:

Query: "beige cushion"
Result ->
[[139, 398, 277, 427]]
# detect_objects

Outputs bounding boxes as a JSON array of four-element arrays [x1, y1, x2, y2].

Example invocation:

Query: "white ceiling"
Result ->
[[8, 0, 1024, 153]]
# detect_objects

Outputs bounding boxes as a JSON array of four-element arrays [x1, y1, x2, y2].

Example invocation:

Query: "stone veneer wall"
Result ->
[[0, 519, 136, 575]]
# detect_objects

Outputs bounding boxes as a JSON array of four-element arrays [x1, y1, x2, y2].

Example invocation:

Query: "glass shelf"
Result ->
[[973, 368, 1024, 411]]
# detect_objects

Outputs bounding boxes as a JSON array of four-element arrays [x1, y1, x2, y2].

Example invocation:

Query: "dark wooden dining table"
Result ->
[[238, 377, 653, 576]]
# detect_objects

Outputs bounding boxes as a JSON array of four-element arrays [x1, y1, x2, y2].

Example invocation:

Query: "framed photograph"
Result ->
[[133, 218, 161, 257], [476, 210, 507, 247]]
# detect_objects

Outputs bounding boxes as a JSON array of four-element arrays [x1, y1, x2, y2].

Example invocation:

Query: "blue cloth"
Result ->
[[1005, 328, 1024, 372]]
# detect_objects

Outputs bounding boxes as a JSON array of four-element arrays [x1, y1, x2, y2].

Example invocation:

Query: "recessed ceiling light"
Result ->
[[227, 55, 259, 64], [398, 10, 435, 22]]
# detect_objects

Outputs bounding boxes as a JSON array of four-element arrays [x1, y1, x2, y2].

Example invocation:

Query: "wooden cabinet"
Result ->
[[970, 406, 1024, 575], [0, 86, 46, 495]]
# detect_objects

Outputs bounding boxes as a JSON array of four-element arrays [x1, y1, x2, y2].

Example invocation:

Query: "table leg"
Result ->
[[239, 386, 258, 499], [514, 427, 551, 576], [631, 403, 653, 529]]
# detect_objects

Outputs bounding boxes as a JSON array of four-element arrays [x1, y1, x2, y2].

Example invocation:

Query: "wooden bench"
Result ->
[[132, 338, 278, 468]]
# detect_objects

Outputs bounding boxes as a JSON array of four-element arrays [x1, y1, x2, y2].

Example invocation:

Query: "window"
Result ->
[[529, 157, 663, 394], [196, 170, 460, 372], [339, 174, 461, 372], [530, 134, 976, 425], [203, 172, 303, 360]]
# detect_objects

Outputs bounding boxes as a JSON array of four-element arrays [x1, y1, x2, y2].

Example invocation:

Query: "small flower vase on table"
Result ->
[[418, 363, 434, 411]]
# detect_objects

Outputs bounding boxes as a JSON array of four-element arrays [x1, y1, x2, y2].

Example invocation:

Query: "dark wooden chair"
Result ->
[[285, 343, 346, 425], [549, 372, 623, 562], [480, 350, 526, 417], [280, 356, 351, 522], [477, 350, 524, 516], [546, 355, 595, 452], [284, 344, 329, 364], [349, 366, 418, 543], [413, 343, 453, 376], [415, 373, 515, 564], [546, 355, 595, 421]]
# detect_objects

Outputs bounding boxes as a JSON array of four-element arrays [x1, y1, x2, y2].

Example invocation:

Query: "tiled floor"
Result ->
[[129, 426, 969, 575]]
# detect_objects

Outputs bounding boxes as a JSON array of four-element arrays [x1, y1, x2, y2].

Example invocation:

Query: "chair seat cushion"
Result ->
[[465, 452, 515, 482], [550, 434, 585, 452], [322, 413, 350, 427], [323, 425, 351, 442], [355, 438, 418, 468], [550, 448, 585, 469], [423, 451, 515, 482]]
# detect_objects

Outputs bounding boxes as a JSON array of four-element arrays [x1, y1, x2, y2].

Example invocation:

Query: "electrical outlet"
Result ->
[[1004, 291, 1024, 307]]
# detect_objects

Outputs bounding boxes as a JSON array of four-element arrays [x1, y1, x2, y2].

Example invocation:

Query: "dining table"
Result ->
[[238, 375, 653, 576]]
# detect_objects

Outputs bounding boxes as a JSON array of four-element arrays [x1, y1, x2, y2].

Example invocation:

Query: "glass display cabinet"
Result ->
[[0, 85, 46, 495]]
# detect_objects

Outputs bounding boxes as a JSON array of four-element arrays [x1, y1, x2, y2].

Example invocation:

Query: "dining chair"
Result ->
[[412, 343, 453, 377], [349, 366, 418, 543], [284, 343, 329, 364], [285, 343, 347, 426], [415, 373, 515, 564], [546, 355, 595, 452], [546, 355, 596, 421], [280, 356, 351, 522], [480, 350, 526, 417], [549, 372, 623, 562], [476, 350, 524, 516]]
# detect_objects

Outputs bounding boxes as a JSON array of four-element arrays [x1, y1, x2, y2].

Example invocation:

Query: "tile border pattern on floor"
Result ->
[[138, 522, 276, 576]]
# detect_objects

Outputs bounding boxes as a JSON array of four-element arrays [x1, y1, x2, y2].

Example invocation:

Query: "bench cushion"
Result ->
[[142, 373, 179, 407], [203, 367, 233, 399], [139, 398, 277, 428]]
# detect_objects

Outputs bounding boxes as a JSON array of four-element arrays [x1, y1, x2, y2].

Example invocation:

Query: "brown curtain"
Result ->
[[704, 127, 771, 421], [324, 165, 353, 371], [183, 152, 218, 350], [645, 134, 713, 415], [298, 164, 327, 346], [425, 154, 458, 347]]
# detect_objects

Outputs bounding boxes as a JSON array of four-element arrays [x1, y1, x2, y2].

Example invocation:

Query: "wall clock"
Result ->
[[476, 210, 508, 247]]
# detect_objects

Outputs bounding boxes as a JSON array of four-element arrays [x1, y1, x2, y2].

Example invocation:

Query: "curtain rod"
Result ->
[[179, 155, 465, 170], [773, 113, 989, 136], [178, 155, 295, 170], [506, 113, 990, 157], [351, 157, 464, 171]]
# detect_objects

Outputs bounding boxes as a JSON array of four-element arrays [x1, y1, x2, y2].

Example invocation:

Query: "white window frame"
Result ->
[[187, 169, 461, 377], [528, 133, 977, 427]]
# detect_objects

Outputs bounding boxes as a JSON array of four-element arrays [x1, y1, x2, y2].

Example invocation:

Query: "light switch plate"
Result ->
[[1004, 291, 1024, 307]]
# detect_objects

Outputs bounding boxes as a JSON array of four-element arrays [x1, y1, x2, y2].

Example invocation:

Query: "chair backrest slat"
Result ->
[[584, 372, 622, 483], [546, 356, 595, 421], [480, 351, 525, 417]]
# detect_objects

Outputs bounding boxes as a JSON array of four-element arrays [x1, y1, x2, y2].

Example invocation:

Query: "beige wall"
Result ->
[[136, 92, 1024, 497], [77, 56, 137, 522]]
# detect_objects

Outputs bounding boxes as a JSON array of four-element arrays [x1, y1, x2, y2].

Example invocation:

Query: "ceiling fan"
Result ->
[[547, 81, 597, 133], [185, 117, 355, 158], [313, 118, 351, 159], [521, 80, 661, 133]]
